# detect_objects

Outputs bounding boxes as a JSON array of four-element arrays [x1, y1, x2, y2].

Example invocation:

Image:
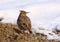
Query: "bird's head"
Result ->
[[20, 10, 29, 14]]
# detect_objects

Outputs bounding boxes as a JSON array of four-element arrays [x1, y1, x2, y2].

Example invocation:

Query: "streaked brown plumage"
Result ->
[[17, 10, 32, 33]]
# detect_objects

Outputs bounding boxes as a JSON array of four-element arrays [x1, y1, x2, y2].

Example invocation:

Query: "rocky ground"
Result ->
[[0, 22, 60, 42]]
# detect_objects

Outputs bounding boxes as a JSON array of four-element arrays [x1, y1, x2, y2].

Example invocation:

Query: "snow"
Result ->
[[32, 25, 60, 41], [1, 17, 17, 24]]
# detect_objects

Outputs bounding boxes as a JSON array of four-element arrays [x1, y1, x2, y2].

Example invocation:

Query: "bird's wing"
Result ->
[[19, 16, 28, 29], [26, 17, 31, 29], [20, 16, 31, 30]]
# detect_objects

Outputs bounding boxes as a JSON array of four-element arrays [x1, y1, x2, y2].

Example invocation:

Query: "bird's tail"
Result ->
[[29, 30, 32, 34]]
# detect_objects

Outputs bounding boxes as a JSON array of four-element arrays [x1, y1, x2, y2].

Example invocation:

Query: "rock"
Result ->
[[56, 25, 60, 32]]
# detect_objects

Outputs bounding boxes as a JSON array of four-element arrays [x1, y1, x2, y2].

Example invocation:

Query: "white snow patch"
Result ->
[[32, 25, 60, 41]]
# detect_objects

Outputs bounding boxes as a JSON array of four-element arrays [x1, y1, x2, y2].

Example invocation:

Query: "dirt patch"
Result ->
[[0, 22, 59, 42]]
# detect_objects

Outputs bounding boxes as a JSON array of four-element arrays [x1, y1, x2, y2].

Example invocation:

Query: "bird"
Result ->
[[17, 10, 32, 34]]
